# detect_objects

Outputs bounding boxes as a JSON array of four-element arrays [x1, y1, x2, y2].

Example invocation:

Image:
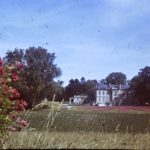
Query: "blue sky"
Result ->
[[0, 0, 150, 85]]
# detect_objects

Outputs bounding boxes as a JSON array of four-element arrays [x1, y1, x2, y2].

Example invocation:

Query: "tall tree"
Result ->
[[85, 79, 98, 103], [47, 80, 65, 102], [106, 72, 127, 85], [4, 47, 62, 108], [79, 77, 87, 94], [4, 49, 25, 64], [130, 66, 150, 105], [65, 79, 81, 99], [116, 67, 150, 106]]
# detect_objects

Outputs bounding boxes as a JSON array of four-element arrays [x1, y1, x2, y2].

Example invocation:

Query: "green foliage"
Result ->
[[4, 49, 25, 64], [4, 47, 62, 108], [85, 79, 98, 102], [65, 77, 97, 103], [65, 79, 80, 99], [114, 66, 150, 106], [106, 72, 127, 85], [130, 66, 150, 105], [0, 59, 28, 146]]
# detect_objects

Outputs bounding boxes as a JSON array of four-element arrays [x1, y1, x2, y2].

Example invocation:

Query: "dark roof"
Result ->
[[96, 84, 110, 90], [96, 83, 129, 90]]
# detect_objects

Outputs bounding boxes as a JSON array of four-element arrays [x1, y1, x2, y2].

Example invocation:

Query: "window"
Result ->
[[102, 91, 105, 95], [114, 91, 118, 96]]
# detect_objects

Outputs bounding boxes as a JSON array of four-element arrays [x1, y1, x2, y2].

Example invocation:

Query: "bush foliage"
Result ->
[[0, 59, 28, 146]]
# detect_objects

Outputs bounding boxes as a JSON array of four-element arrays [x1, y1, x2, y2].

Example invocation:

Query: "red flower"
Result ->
[[8, 88, 20, 99], [0, 67, 4, 75], [19, 120, 28, 127], [2, 79, 6, 85], [14, 90, 20, 98], [23, 101, 28, 108], [16, 118, 28, 127], [9, 95, 15, 100], [20, 100, 28, 108], [0, 59, 3, 66], [11, 113, 17, 119], [12, 75, 20, 81], [18, 63, 24, 69], [0, 61, 27, 134], [19, 104, 25, 111]]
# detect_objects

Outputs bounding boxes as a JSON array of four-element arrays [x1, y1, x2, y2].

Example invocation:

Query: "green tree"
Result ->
[[130, 66, 150, 105], [79, 77, 87, 94], [65, 77, 98, 103], [115, 66, 150, 106], [106, 72, 127, 85], [4, 47, 62, 108], [4, 49, 25, 64], [65, 79, 81, 100], [85, 79, 98, 104], [47, 80, 65, 102]]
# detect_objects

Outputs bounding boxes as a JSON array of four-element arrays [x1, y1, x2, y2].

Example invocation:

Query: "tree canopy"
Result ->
[[65, 77, 97, 103], [3, 47, 150, 106], [106, 72, 127, 85], [4, 47, 62, 108], [113, 67, 150, 106], [130, 66, 150, 105]]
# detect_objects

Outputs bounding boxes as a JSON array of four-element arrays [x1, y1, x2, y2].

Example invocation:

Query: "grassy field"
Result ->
[[5, 131, 150, 149], [3, 102, 150, 149]]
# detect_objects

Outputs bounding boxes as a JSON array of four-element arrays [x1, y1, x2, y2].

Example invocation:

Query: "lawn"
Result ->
[[3, 102, 150, 149]]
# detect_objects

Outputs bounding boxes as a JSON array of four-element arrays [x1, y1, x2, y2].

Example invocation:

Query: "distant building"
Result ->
[[96, 83, 129, 106], [69, 95, 87, 104]]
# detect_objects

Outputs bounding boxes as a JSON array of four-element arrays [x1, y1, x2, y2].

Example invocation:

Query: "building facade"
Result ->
[[96, 89, 110, 104], [69, 95, 87, 104], [96, 83, 129, 106]]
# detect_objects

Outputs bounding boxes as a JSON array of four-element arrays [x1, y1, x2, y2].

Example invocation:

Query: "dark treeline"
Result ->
[[2, 47, 150, 108], [65, 77, 98, 104]]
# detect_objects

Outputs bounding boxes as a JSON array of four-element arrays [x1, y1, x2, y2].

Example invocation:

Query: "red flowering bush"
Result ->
[[0, 59, 28, 145]]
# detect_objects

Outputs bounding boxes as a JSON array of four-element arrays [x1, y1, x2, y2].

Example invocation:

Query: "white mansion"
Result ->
[[96, 83, 129, 106]]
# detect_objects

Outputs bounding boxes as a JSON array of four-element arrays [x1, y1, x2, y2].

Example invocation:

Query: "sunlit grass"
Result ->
[[3, 100, 150, 149], [4, 131, 150, 149]]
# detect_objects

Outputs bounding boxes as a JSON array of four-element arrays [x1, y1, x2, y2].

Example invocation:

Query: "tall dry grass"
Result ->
[[2, 97, 150, 149], [4, 131, 150, 149]]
